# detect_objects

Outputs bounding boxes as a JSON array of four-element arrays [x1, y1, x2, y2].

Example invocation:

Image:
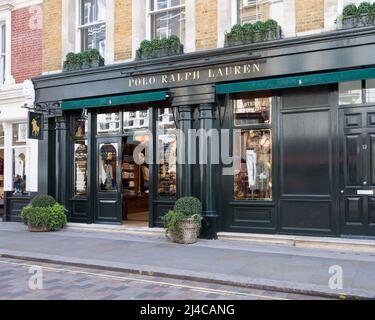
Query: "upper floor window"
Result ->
[[150, 0, 185, 42], [239, 0, 264, 24], [79, 0, 106, 57], [0, 24, 6, 86]]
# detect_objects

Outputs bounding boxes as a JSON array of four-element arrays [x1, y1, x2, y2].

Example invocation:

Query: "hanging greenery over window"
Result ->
[[341, 2, 375, 29], [135, 36, 184, 60], [63, 49, 105, 72], [224, 19, 282, 47]]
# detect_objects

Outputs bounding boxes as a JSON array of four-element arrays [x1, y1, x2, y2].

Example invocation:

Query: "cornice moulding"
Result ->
[[0, 0, 15, 11]]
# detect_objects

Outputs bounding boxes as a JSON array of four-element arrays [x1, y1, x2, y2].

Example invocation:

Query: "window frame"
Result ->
[[77, 0, 107, 55], [0, 23, 6, 86], [338, 79, 375, 106], [11, 123, 30, 194], [231, 92, 274, 202], [148, 0, 186, 42]]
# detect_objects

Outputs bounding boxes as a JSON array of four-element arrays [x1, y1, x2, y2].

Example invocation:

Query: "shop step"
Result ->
[[217, 232, 375, 253]]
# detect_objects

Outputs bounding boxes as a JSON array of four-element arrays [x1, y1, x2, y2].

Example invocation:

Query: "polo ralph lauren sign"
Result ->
[[28, 111, 43, 140], [128, 61, 263, 88]]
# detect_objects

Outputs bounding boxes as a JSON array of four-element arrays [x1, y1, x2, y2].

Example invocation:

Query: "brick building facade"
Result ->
[[0, 0, 43, 221], [40, 0, 362, 73]]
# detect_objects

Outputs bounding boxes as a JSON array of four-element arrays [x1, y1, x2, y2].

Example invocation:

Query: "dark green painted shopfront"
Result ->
[[30, 27, 375, 239]]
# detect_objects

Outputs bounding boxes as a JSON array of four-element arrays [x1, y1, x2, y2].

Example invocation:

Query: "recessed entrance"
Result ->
[[94, 106, 150, 226], [121, 136, 149, 227]]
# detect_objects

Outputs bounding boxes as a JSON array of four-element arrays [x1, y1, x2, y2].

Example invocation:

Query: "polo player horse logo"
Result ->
[[31, 118, 40, 137]]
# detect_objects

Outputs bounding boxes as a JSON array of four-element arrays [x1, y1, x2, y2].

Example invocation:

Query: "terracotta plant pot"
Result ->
[[28, 224, 48, 232]]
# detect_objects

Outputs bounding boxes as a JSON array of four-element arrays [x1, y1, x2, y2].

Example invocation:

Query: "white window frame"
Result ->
[[148, 0, 186, 42], [0, 23, 6, 87], [10, 123, 31, 193], [76, 0, 107, 56]]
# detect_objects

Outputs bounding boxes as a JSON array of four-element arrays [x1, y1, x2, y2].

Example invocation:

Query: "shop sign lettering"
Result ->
[[128, 62, 262, 88]]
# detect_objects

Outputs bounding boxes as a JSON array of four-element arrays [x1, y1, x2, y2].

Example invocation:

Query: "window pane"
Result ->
[[74, 140, 88, 196], [12, 123, 27, 145], [97, 111, 120, 135], [123, 109, 149, 133], [81, 23, 106, 57], [99, 142, 118, 191], [74, 116, 88, 139], [234, 129, 272, 200], [151, 8, 185, 41], [233, 95, 272, 125], [13, 147, 27, 194], [81, 0, 106, 24], [366, 79, 375, 103], [157, 107, 176, 198], [339, 81, 362, 105]]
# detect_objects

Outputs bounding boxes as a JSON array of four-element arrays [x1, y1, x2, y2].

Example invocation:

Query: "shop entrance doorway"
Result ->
[[94, 106, 150, 226], [121, 136, 149, 226]]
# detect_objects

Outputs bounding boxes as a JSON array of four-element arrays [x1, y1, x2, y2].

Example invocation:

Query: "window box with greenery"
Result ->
[[162, 196, 202, 244], [135, 36, 184, 60], [224, 19, 282, 47], [341, 2, 375, 29], [21, 195, 67, 232], [63, 49, 104, 72]]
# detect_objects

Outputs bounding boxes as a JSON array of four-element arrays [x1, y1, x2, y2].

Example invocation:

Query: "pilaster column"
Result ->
[[198, 103, 218, 239], [177, 105, 194, 197]]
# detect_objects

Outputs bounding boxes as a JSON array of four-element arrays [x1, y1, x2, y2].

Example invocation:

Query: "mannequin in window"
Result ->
[[257, 132, 271, 198], [103, 161, 114, 189]]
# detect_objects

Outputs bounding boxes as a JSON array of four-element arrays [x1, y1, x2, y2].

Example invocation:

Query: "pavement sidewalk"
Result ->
[[0, 222, 374, 299]]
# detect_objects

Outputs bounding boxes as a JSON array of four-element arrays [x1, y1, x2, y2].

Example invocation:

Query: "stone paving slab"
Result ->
[[0, 223, 374, 299]]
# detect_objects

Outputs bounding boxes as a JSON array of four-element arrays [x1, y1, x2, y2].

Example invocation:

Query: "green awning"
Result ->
[[61, 91, 169, 110], [216, 67, 375, 94]]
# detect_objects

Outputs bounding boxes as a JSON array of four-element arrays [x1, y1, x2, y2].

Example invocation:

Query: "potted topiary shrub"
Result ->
[[342, 3, 358, 28], [135, 36, 183, 60], [264, 19, 281, 41], [162, 196, 202, 244], [21, 194, 67, 232], [230, 24, 244, 46], [89, 49, 104, 67], [168, 35, 183, 56], [81, 51, 91, 69], [253, 21, 265, 42], [63, 52, 76, 71], [357, 2, 373, 26], [72, 53, 82, 71], [242, 23, 254, 44]]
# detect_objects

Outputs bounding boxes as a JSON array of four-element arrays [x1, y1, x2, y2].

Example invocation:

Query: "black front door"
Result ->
[[340, 106, 375, 236], [95, 137, 122, 223]]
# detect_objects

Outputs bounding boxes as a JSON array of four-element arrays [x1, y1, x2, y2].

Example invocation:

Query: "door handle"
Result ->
[[363, 181, 368, 186], [340, 190, 344, 194]]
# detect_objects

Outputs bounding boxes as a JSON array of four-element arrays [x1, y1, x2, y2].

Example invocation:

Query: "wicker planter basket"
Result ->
[[28, 224, 48, 232], [167, 217, 200, 244]]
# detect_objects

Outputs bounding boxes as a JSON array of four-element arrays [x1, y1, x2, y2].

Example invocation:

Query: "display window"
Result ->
[[11, 123, 28, 194], [157, 107, 177, 198], [232, 93, 273, 201]]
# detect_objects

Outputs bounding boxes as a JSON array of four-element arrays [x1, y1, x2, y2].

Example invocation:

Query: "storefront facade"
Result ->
[[32, 26, 375, 239]]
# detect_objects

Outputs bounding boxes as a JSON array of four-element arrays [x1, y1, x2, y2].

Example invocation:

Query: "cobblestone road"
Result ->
[[0, 257, 330, 300]]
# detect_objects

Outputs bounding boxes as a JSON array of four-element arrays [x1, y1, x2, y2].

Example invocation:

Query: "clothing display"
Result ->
[[234, 129, 272, 200], [246, 149, 256, 187]]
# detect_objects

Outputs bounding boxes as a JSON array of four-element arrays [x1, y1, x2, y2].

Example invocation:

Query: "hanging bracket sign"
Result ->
[[28, 111, 44, 140]]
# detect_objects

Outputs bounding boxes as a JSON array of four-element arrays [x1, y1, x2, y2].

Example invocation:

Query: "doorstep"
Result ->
[[66, 222, 165, 236], [67, 222, 375, 254], [217, 232, 375, 253]]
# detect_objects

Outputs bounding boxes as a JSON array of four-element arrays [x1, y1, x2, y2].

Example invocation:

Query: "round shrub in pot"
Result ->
[[22, 195, 67, 232], [162, 196, 202, 244]]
